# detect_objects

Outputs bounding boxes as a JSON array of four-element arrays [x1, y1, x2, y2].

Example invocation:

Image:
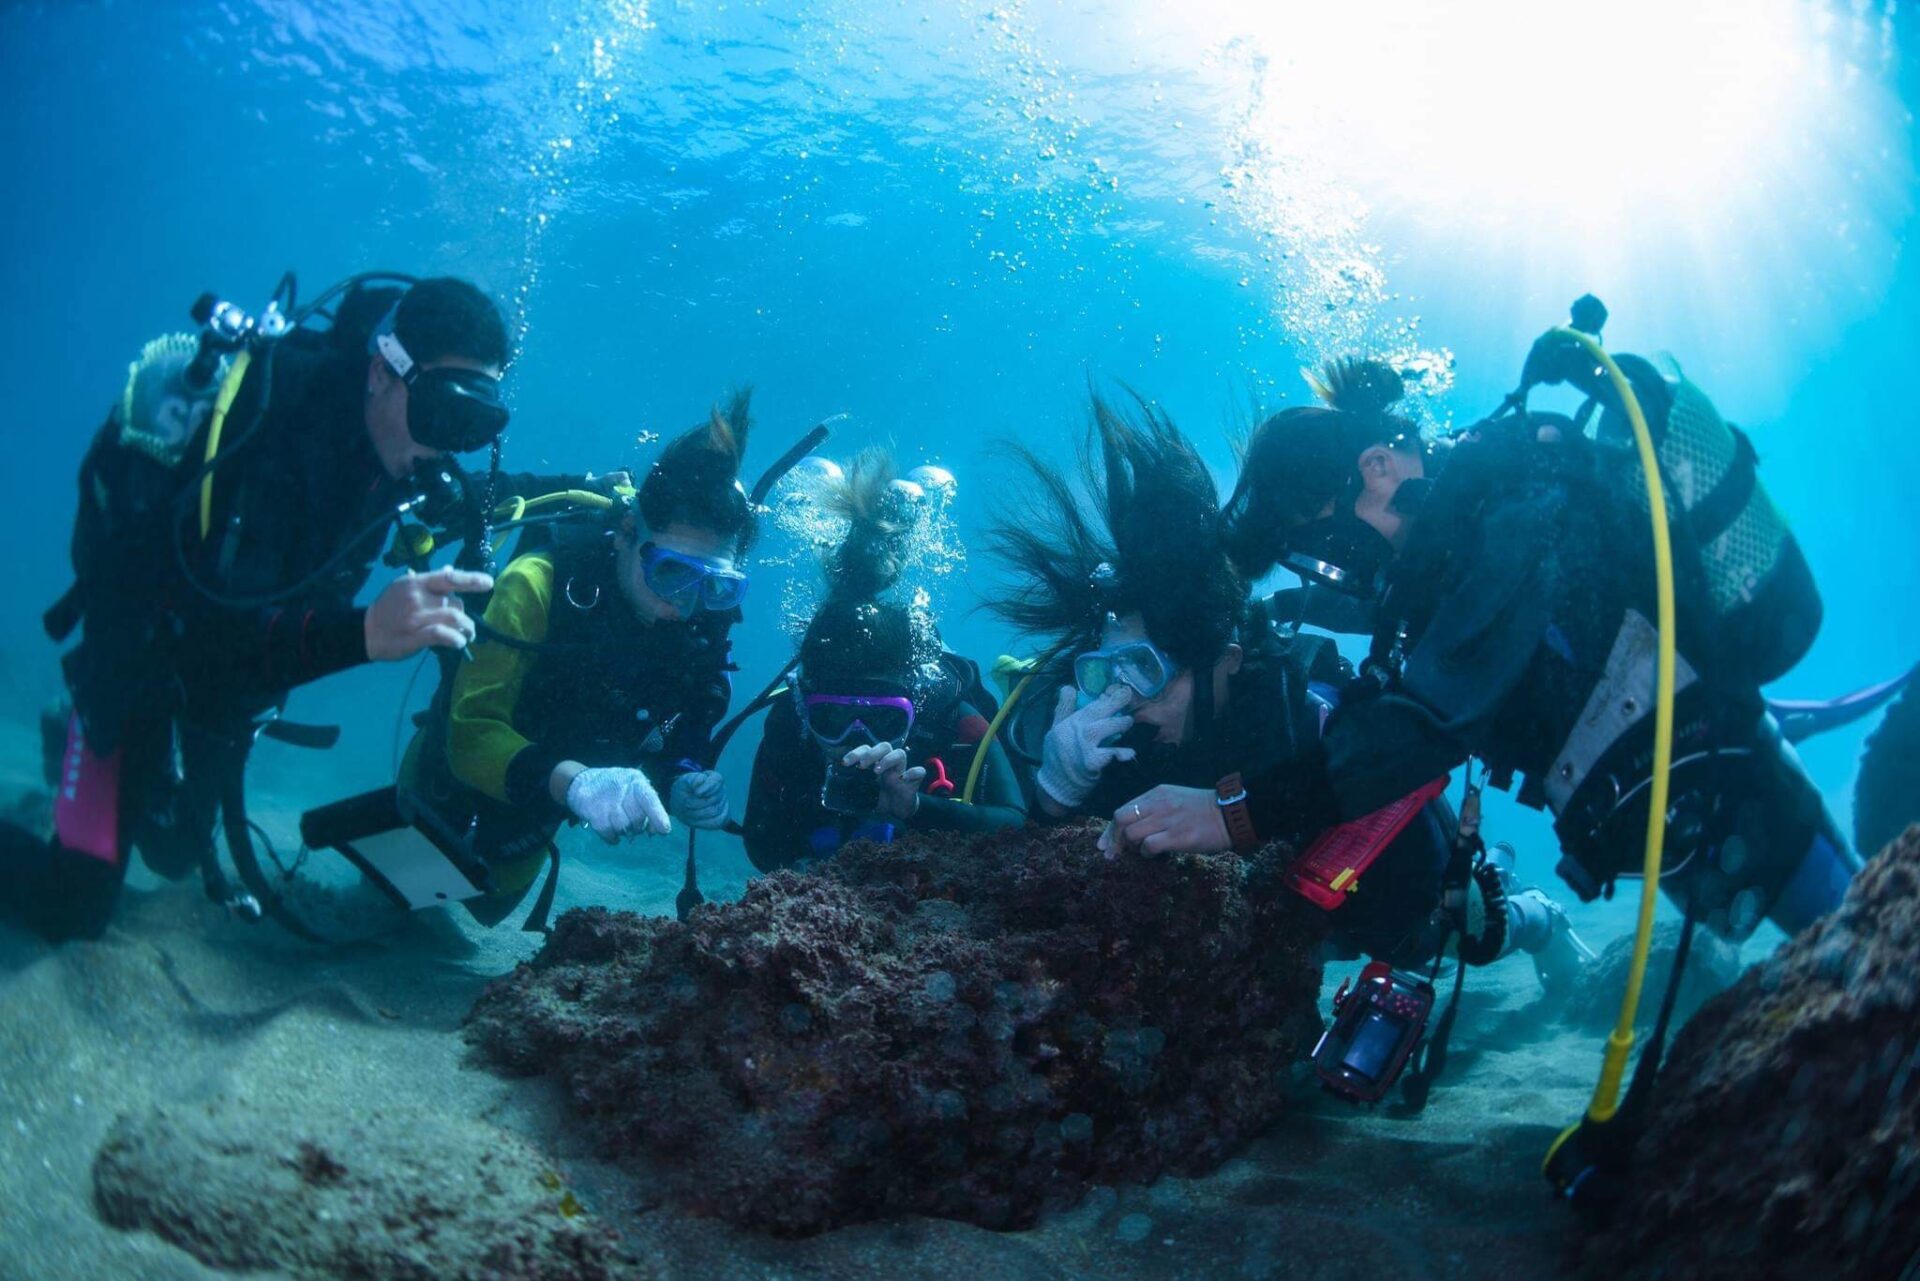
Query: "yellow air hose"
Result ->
[[494, 489, 617, 517], [1543, 326, 1678, 1170], [197, 350, 255, 539], [488, 488, 620, 554], [962, 646, 1067, 805]]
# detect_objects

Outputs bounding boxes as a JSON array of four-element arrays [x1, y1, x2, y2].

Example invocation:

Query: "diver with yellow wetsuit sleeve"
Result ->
[[401, 396, 758, 926]]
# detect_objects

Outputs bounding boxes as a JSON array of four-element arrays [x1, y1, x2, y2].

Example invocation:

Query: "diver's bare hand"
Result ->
[[365, 567, 493, 661], [1097, 784, 1230, 859], [842, 742, 926, 820]]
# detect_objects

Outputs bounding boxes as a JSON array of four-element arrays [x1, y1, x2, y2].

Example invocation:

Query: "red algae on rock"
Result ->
[[1588, 825, 1920, 1281], [466, 824, 1327, 1236]]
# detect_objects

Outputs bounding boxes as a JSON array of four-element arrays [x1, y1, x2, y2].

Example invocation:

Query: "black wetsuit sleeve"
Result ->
[[1245, 489, 1556, 838], [913, 719, 1027, 834], [742, 700, 818, 873], [195, 603, 369, 694]]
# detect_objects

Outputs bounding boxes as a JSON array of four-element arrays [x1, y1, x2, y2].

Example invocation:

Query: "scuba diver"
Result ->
[[741, 451, 1024, 872], [385, 394, 759, 928], [1103, 323, 1854, 948], [983, 391, 1589, 992], [7, 272, 589, 943]]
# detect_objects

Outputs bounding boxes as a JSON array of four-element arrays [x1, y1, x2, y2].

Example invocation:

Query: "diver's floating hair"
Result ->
[[823, 448, 912, 602], [1306, 357, 1405, 416], [639, 385, 758, 554]]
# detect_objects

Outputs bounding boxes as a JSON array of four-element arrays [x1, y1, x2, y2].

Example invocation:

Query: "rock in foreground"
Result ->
[[1594, 826, 1920, 1280], [467, 826, 1326, 1236], [93, 1094, 643, 1280]]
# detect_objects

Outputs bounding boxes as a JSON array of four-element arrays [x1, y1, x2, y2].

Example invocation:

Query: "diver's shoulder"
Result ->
[[497, 551, 558, 599]]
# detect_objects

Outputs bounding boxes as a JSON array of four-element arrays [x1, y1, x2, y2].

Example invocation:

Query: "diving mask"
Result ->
[[802, 689, 917, 747], [371, 301, 510, 453], [639, 542, 749, 612], [1074, 639, 1177, 703]]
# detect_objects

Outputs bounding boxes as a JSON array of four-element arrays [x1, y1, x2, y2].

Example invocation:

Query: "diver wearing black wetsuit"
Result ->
[[743, 652, 1024, 873], [1226, 357, 1855, 941], [404, 523, 738, 922], [11, 278, 580, 940], [1008, 627, 1456, 966]]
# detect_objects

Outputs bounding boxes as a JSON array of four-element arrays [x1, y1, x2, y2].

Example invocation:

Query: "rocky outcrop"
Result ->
[[1855, 679, 1919, 860], [1560, 919, 1745, 1033], [1591, 826, 1920, 1280], [93, 1094, 645, 1280], [467, 825, 1327, 1236]]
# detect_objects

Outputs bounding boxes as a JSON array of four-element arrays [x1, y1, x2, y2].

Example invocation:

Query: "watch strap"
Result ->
[[1215, 771, 1258, 853]]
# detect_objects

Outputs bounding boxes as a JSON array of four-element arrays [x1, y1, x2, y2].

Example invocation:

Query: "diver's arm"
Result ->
[[445, 555, 563, 812], [1242, 491, 1554, 842], [174, 600, 371, 695]]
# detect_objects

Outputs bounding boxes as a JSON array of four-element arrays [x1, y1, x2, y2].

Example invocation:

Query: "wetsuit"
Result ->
[[741, 653, 1024, 874], [10, 314, 578, 941], [1009, 629, 1454, 965], [403, 528, 735, 922], [1240, 422, 1857, 940]]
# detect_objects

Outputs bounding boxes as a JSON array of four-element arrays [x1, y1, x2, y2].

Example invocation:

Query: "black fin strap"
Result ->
[[521, 842, 562, 935]]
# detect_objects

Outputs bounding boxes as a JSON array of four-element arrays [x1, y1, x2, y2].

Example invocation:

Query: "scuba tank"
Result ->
[[1534, 296, 1822, 688]]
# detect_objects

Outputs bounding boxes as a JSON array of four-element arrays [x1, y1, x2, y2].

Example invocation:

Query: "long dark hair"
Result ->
[[638, 388, 756, 555], [985, 390, 1245, 673], [799, 449, 932, 692], [1222, 357, 1417, 580]]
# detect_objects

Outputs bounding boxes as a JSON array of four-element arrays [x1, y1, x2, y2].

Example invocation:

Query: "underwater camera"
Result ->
[[820, 762, 882, 816], [1312, 961, 1436, 1103]]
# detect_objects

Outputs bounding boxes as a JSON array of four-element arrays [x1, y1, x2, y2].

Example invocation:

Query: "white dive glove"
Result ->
[[565, 767, 672, 843], [669, 770, 729, 830], [1036, 685, 1136, 809]]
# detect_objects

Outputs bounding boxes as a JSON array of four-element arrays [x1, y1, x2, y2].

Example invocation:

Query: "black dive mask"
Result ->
[[370, 300, 510, 453], [407, 366, 509, 453], [1283, 510, 1396, 600]]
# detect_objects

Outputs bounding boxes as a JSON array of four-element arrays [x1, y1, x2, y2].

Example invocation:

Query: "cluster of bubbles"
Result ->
[[958, 1, 1128, 273], [761, 456, 967, 663], [1214, 41, 1451, 419], [503, 0, 655, 358]]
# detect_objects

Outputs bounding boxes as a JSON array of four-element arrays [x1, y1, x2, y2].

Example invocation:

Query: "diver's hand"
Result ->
[[564, 767, 672, 844], [1098, 784, 1232, 859], [669, 770, 729, 830], [365, 567, 493, 662], [842, 742, 926, 821], [1036, 686, 1136, 811], [587, 469, 633, 495]]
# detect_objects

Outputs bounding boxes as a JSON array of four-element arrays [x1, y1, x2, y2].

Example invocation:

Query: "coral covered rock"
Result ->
[[1855, 679, 1919, 860], [1591, 825, 1920, 1280], [93, 1093, 645, 1280], [1560, 919, 1744, 1034], [467, 825, 1327, 1236]]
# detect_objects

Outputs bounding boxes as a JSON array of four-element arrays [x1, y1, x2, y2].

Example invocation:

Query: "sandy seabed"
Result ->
[[0, 717, 1708, 1281]]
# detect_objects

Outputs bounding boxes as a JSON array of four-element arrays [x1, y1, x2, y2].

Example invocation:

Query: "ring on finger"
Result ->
[[1129, 803, 1143, 823]]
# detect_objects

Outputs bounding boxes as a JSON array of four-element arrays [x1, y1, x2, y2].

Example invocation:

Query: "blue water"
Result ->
[[0, 3, 1916, 1273], [5, 2, 1913, 884], [1, 1, 1914, 884]]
